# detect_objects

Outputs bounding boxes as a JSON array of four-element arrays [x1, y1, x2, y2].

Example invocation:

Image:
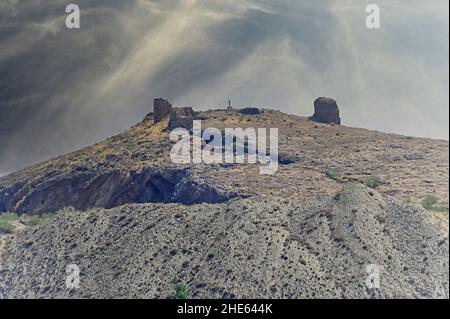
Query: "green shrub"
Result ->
[[432, 206, 450, 213], [20, 213, 54, 226], [21, 215, 42, 226], [0, 212, 19, 222], [422, 195, 439, 210], [0, 212, 19, 234], [325, 169, 342, 181], [0, 220, 15, 234], [173, 283, 189, 299], [0, 211, 55, 233], [422, 195, 449, 213], [363, 176, 382, 189]]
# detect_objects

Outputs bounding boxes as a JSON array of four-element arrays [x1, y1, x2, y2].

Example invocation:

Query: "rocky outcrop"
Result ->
[[0, 168, 241, 215], [1, 184, 447, 299], [311, 97, 341, 124], [240, 107, 261, 115]]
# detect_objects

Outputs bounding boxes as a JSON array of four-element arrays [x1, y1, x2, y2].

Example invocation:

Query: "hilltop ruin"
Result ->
[[153, 98, 197, 130], [311, 97, 341, 125]]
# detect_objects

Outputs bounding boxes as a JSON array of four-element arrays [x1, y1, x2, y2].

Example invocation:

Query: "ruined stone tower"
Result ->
[[153, 98, 197, 130], [311, 97, 341, 125], [153, 98, 173, 123]]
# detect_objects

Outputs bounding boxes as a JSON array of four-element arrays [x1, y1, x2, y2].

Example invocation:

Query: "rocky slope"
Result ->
[[0, 107, 448, 218], [0, 183, 448, 299], [0, 104, 448, 299]]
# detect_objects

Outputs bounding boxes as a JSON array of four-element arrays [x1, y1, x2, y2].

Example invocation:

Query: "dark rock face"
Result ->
[[172, 178, 234, 204], [0, 182, 24, 212], [240, 107, 261, 115], [278, 153, 298, 165], [0, 168, 239, 215], [311, 97, 341, 124]]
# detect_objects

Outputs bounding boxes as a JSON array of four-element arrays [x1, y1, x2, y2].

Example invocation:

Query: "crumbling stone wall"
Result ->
[[169, 107, 196, 130], [153, 98, 196, 130]]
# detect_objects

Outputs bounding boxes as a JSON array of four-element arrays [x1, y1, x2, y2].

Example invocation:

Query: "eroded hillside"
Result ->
[[1, 108, 448, 219], [0, 106, 448, 299], [0, 184, 448, 298]]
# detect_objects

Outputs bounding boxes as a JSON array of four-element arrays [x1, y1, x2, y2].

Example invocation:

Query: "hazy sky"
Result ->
[[0, 0, 448, 175]]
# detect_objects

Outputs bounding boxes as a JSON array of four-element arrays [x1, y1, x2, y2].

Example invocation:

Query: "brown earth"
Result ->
[[1, 108, 448, 220]]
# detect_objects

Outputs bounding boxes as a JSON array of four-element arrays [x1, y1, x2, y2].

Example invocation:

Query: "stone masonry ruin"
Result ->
[[311, 97, 341, 125], [153, 98, 197, 130]]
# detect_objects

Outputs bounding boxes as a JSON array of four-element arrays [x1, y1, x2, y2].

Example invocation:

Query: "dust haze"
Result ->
[[0, 0, 448, 175]]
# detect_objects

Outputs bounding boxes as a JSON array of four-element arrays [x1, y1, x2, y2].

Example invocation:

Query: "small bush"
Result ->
[[21, 215, 42, 226], [0, 212, 19, 234], [173, 283, 189, 299], [422, 195, 449, 213], [20, 213, 54, 226], [0, 220, 15, 234], [0, 212, 55, 233], [363, 176, 382, 189], [432, 206, 449, 213], [0, 212, 19, 222], [422, 195, 439, 210], [325, 169, 342, 181]]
